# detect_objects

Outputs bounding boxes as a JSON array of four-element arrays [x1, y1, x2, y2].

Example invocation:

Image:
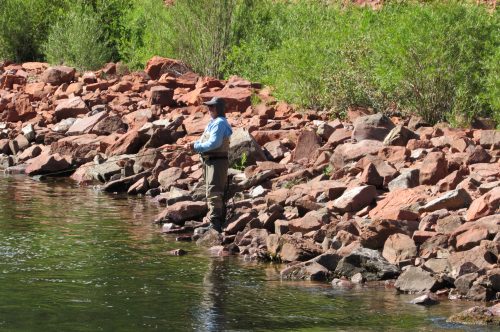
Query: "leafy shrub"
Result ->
[[166, 0, 238, 77], [44, 5, 112, 70], [370, 3, 497, 125], [0, 0, 66, 62], [79, 0, 133, 61], [224, 1, 499, 125], [118, 0, 174, 70]]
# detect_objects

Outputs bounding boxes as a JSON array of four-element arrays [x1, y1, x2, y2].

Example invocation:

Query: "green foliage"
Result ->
[[166, 0, 238, 77], [118, 0, 174, 70], [224, 1, 499, 126], [79, 0, 133, 61], [44, 5, 112, 70], [0, 0, 66, 62], [233, 152, 248, 172], [370, 3, 497, 125], [323, 165, 332, 177]]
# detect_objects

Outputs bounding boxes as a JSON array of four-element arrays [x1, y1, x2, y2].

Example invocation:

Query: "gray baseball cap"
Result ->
[[203, 97, 224, 107]]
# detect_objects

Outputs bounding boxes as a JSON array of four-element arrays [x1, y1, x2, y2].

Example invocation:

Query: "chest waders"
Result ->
[[200, 131, 230, 232]]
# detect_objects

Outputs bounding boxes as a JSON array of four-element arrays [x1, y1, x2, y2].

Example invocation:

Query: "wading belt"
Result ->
[[201, 153, 228, 161]]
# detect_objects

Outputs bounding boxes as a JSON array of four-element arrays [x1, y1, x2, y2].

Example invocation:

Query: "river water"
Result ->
[[0, 175, 497, 332]]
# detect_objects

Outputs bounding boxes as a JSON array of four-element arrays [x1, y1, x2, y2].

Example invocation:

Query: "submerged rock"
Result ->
[[447, 305, 500, 326]]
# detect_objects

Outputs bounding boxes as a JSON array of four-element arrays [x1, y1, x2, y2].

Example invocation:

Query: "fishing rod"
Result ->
[[23, 144, 197, 179]]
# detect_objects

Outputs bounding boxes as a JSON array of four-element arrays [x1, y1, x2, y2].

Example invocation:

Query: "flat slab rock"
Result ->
[[331, 185, 377, 213], [394, 266, 443, 293]]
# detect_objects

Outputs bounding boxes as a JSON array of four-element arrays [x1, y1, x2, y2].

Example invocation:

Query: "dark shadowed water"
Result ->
[[0, 175, 498, 332]]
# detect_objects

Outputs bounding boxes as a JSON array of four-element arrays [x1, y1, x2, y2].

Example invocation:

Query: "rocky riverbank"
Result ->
[[1, 57, 499, 326]]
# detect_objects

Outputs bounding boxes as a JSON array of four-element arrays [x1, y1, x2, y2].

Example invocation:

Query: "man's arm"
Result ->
[[193, 122, 225, 153]]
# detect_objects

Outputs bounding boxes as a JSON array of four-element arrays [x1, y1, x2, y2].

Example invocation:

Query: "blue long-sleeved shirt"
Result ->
[[193, 117, 233, 153]]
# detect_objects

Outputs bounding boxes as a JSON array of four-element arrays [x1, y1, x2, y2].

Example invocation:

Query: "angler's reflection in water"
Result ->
[[194, 258, 231, 332]]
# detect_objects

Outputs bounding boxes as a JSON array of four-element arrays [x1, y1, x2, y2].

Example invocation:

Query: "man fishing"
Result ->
[[186, 97, 233, 233]]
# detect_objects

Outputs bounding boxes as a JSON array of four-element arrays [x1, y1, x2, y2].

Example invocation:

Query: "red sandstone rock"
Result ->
[[479, 130, 500, 149], [352, 113, 395, 142], [66, 112, 108, 135], [292, 130, 320, 162], [106, 130, 149, 156], [369, 187, 429, 221], [330, 140, 383, 169], [155, 201, 207, 224], [289, 210, 327, 234], [448, 245, 497, 279], [145, 56, 189, 80], [200, 87, 252, 113], [382, 233, 417, 264], [54, 97, 89, 121], [331, 185, 377, 213], [25, 153, 71, 176], [419, 151, 448, 185], [40, 66, 75, 85], [466, 187, 500, 221], [456, 227, 489, 251]]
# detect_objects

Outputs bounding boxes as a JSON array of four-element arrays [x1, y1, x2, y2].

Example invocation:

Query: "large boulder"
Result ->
[[479, 130, 500, 149], [330, 140, 383, 169], [25, 153, 71, 176], [331, 185, 377, 213], [106, 130, 150, 156], [54, 97, 89, 121], [382, 233, 417, 264], [334, 247, 399, 281], [280, 262, 331, 281], [158, 167, 184, 190], [149, 85, 174, 106], [448, 245, 497, 279], [420, 188, 472, 213], [154, 201, 207, 224], [447, 305, 500, 326], [280, 252, 341, 281], [40, 66, 75, 85], [388, 169, 420, 192], [200, 87, 252, 113], [395, 266, 444, 293], [369, 187, 429, 221], [419, 151, 448, 185], [91, 115, 127, 135], [358, 218, 419, 249], [289, 210, 328, 234], [145, 56, 190, 80], [292, 130, 320, 162], [229, 128, 267, 165], [383, 125, 417, 146], [466, 187, 500, 221], [273, 234, 323, 262], [66, 111, 108, 135], [50, 134, 104, 165], [352, 113, 395, 142]]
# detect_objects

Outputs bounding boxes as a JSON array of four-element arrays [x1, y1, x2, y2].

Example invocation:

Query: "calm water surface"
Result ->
[[0, 175, 498, 332]]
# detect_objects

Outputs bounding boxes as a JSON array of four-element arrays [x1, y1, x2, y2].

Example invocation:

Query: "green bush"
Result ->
[[118, 0, 174, 70], [223, 1, 499, 125], [165, 0, 238, 77], [0, 0, 66, 62], [370, 3, 497, 125], [79, 0, 133, 61], [44, 5, 112, 70]]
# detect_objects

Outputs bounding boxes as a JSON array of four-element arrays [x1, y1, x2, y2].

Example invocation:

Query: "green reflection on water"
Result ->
[[0, 175, 495, 332]]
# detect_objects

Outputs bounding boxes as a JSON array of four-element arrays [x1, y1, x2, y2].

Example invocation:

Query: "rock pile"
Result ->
[[1, 57, 499, 304]]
